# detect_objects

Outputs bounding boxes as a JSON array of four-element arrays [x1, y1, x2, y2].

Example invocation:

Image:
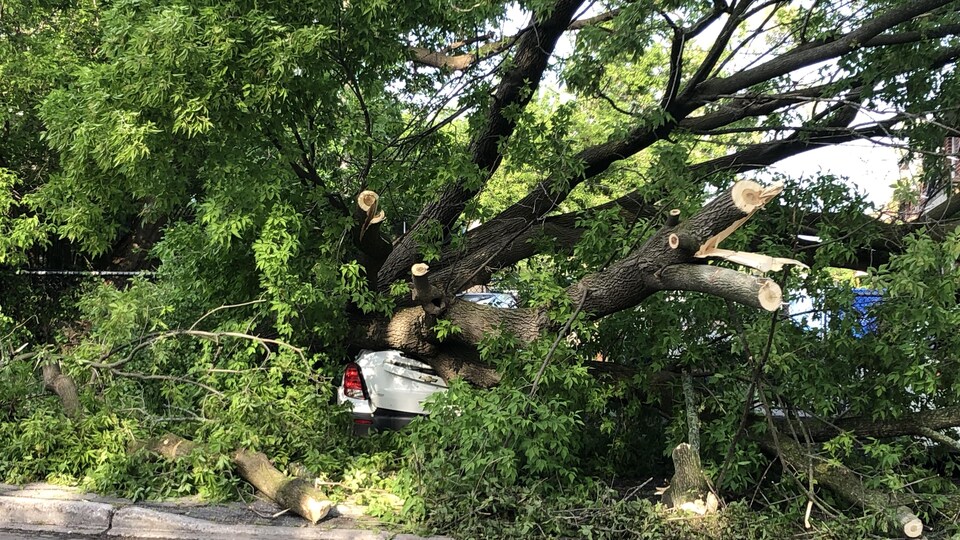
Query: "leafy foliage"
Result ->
[[6, 0, 960, 538]]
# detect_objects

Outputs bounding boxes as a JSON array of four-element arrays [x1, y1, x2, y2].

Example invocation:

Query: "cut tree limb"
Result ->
[[665, 208, 681, 228], [131, 433, 332, 523], [658, 265, 783, 312], [232, 449, 333, 524], [688, 180, 805, 273], [353, 190, 392, 287], [762, 436, 923, 538], [41, 363, 81, 419], [411, 263, 446, 316], [359, 181, 790, 374], [572, 180, 791, 318], [771, 405, 960, 442]]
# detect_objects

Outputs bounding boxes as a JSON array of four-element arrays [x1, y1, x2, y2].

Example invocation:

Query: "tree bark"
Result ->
[[232, 449, 333, 524], [357, 180, 788, 385], [41, 363, 81, 419], [411, 263, 446, 316], [771, 406, 960, 442], [353, 190, 392, 288]]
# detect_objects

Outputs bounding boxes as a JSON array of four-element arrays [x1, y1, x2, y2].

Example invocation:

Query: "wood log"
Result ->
[[42, 363, 81, 419], [232, 449, 332, 524], [658, 264, 783, 312], [131, 434, 331, 523], [128, 433, 197, 459], [763, 436, 923, 538], [894, 505, 924, 538]]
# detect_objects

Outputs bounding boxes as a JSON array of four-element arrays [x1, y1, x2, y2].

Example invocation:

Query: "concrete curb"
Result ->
[[0, 495, 114, 535], [108, 506, 388, 539], [0, 483, 450, 540]]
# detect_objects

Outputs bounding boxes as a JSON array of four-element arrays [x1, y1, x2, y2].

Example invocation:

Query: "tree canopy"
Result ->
[[5, 0, 960, 537]]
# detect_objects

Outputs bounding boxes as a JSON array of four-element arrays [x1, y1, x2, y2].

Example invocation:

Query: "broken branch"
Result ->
[[411, 263, 446, 316], [42, 362, 81, 419], [131, 433, 332, 523]]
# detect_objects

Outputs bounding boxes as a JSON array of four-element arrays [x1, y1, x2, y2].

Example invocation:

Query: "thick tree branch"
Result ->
[[772, 405, 960, 442], [42, 363, 81, 419], [659, 264, 783, 312], [353, 190, 392, 287], [571, 180, 785, 318], [692, 0, 956, 102], [760, 435, 925, 538], [379, 0, 584, 289]]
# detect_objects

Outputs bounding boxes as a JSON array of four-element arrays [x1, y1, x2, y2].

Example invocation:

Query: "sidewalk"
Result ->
[[0, 483, 447, 539]]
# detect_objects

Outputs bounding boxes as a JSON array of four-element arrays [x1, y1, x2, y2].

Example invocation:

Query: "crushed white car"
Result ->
[[336, 292, 516, 434]]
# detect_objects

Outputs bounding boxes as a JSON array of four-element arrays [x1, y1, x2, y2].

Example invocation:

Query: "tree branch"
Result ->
[[692, 0, 956, 102], [409, 7, 622, 71], [379, 0, 584, 289]]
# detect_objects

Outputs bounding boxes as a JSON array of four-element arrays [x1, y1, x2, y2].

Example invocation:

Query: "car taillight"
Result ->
[[343, 363, 367, 399]]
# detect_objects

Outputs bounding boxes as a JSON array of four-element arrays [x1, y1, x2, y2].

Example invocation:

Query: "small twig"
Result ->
[[529, 287, 590, 398], [90, 329, 306, 370], [250, 506, 290, 519], [111, 370, 224, 397], [190, 299, 266, 331]]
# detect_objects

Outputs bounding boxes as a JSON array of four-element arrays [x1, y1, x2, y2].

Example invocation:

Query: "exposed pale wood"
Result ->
[[411, 262, 429, 277], [661, 443, 716, 514], [697, 180, 784, 257], [42, 363, 81, 419], [896, 505, 924, 538], [233, 449, 332, 524], [357, 189, 377, 210], [697, 248, 806, 273], [758, 280, 783, 312], [731, 180, 783, 213], [356, 190, 386, 239], [666, 208, 681, 227]]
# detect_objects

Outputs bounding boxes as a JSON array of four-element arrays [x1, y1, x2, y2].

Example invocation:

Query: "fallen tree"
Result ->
[[356, 179, 791, 382], [9, 0, 960, 535]]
